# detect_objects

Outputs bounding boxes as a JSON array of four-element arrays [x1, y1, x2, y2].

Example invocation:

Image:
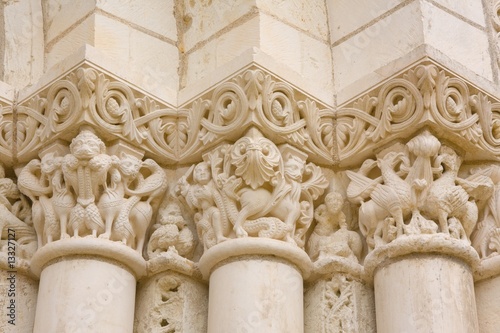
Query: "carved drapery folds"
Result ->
[[346, 130, 493, 252], [176, 127, 328, 251], [18, 127, 167, 253]]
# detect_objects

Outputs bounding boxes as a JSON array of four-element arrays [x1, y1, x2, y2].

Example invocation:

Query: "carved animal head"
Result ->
[[70, 129, 106, 159], [118, 153, 142, 178], [438, 146, 461, 171], [40, 153, 62, 174], [284, 155, 305, 181]]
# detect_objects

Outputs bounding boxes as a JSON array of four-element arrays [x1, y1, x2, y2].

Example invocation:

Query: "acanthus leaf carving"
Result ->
[[16, 65, 334, 165], [337, 63, 496, 167], [176, 127, 328, 251]]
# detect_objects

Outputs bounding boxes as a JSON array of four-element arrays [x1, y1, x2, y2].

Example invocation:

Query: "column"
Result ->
[[470, 164, 500, 333], [18, 128, 167, 332], [346, 131, 491, 333], [0, 164, 38, 332], [176, 128, 328, 333]]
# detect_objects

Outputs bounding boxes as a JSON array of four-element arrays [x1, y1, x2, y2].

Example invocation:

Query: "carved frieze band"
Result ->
[[9, 67, 335, 165], [337, 63, 500, 166]]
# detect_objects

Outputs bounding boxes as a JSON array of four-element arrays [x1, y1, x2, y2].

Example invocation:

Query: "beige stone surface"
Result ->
[[2, 0, 44, 87], [0, 271, 37, 333], [44, 0, 95, 44], [304, 275, 376, 333], [476, 275, 500, 333], [135, 271, 208, 333], [1, 1, 500, 332], [333, 1, 424, 103], [375, 255, 478, 333], [96, 0, 177, 41], [328, 0, 405, 43], [34, 259, 136, 332], [208, 258, 303, 333]]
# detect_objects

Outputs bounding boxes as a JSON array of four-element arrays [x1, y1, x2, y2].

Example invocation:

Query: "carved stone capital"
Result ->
[[346, 130, 492, 255], [176, 127, 328, 252], [18, 127, 167, 255]]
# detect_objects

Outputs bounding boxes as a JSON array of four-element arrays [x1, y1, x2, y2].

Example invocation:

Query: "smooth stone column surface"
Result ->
[[199, 238, 312, 333], [30, 239, 146, 333], [365, 235, 479, 333], [474, 256, 500, 333], [0, 256, 37, 333]]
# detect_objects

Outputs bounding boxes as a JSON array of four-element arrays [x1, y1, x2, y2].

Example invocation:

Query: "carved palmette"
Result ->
[[176, 127, 328, 251]]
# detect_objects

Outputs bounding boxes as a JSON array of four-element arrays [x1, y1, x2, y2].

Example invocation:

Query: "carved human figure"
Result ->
[[176, 131, 328, 249], [63, 128, 111, 237], [469, 164, 500, 257], [307, 192, 362, 262], [98, 153, 140, 241], [18, 159, 53, 248], [194, 186, 227, 251], [41, 153, 75, 241], [177, 162, 229, 249], [147, 203, 194, 259]]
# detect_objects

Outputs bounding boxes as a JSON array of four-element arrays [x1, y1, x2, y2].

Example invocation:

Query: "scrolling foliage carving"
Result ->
[[337, 63, 500, 166], [15, 66, 334, 165]]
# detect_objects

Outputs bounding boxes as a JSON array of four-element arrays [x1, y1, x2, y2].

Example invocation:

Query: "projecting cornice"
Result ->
[[7, 64, 334, 166], [337, 60, 500, 168]]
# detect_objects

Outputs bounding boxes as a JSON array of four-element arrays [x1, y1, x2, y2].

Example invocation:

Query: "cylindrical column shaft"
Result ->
[[374, 254, 478, 333], [34, 258, 136, 332], [208, 258, 303, 333], [474, 256, 500, 333], [199, 238, 311, 333]]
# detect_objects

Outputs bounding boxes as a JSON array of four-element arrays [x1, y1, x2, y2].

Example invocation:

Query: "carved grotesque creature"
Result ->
[[147, 203, 194, 259]]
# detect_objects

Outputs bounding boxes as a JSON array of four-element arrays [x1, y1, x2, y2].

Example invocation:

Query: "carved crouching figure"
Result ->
[[307, 192, 362, 263], [147, 203, 194, 259]]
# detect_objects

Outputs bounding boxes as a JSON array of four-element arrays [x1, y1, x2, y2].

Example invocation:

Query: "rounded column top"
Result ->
[[198, 238, 313, 280], [30, 238, 147, 278], [363, 234, 479, 282]]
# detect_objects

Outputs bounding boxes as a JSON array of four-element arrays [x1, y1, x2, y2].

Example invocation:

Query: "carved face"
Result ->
[[70, 130, 105, 160], [325, 192, 344, 214], [284, 157, 305, 180], [193, 163, 211, 185], [119, 154, 142, 178]]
